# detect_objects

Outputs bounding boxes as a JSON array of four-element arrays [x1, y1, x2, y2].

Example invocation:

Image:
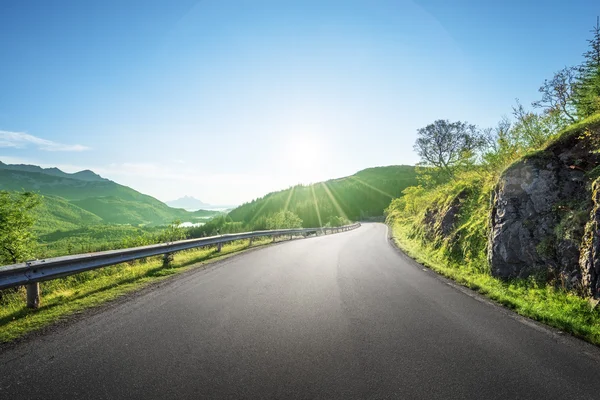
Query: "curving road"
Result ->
[[1, 223, 600, 399]]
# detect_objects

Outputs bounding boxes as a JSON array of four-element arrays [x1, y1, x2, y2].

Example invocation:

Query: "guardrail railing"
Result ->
[[0, 223, 361, 308]]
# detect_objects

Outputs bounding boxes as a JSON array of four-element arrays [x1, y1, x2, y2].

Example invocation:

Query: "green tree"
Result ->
[[0, 191, 40, 264], [414, 119, 485, 183], [532, 66, 578, 124], [325, 215, 350, 227], [265, 211, 303, 229], [510, 100, 564, 149], [158, 220, 187, 243], [574, 17, 600, 118]]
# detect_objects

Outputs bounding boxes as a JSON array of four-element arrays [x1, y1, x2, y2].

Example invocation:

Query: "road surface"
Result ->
[[1, 223, 600, 399]]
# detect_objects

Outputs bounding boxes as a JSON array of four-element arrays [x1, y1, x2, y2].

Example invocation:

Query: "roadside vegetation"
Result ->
[[386, 20, 600, 344]]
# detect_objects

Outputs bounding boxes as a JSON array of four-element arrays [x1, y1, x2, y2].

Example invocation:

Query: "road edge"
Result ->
[[383, 222, 600, 361]]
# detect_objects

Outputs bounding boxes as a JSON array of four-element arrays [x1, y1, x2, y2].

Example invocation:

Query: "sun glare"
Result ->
[[280, 133, 326, 183], [286, 134, 322, 163]]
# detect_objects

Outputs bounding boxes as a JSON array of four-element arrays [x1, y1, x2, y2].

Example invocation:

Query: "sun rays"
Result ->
[[311, 185, 323, 227], [320, 182, 349, 221], [348, 176, 394, 199]]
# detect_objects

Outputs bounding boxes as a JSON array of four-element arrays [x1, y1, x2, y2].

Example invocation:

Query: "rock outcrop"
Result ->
[[489, 126, 600, 294], [580, 180, 600, 297], [423, 189, 469, 241]]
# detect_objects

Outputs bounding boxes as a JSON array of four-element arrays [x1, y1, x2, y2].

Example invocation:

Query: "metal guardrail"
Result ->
[[0, 223, 361, 308]]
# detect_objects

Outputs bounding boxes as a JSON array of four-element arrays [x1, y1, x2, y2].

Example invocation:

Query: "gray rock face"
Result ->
[[439, 189, 469, 237], [422, 189, 469, 241], [489, 130, 599, 285], [489, 160, 563, 278], [580, 181, 600, 297]]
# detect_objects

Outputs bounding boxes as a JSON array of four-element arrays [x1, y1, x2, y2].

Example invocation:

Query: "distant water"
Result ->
[[178, 222, 205, 228]]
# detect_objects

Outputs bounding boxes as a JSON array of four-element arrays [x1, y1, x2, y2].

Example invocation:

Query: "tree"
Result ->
[[511, 100, 563, 149], [532, 66, 578, 123], [574, 17, 600, 118], [414, 119, 484, 181], [482, 117, 512, 155], [265, 211, 303, 229], [0, 191, 40, 264], [326, 215, 350, 227], [158, 219, 187, 243], [480, 117, 517, 174]]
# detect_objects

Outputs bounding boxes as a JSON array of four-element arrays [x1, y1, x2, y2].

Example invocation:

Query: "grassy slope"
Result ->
[[386, 115, 600, 345], [33, 195, 104, 235], [228, 165, 417, 228]]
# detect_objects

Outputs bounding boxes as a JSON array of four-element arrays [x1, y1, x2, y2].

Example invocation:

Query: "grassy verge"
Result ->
[[0, 236, 287, 343], [390, 223, 600, 345]]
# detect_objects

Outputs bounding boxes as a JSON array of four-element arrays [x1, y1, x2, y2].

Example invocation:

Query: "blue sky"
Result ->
[[0, 0, 597, 204]]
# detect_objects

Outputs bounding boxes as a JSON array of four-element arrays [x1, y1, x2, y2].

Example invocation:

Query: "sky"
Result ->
[[0, 0, 598, 205]]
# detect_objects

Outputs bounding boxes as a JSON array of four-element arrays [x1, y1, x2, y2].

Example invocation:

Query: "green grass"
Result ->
[[390, 222, 600, 345], [0, 236, 283, 343], [549, 112, 600, 146]]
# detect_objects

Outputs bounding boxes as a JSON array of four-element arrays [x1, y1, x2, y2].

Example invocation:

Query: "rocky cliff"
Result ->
[[489, 125, 600, 296]]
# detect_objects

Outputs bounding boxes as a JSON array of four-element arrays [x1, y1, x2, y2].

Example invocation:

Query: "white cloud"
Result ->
[[0, 130, 89, 152]]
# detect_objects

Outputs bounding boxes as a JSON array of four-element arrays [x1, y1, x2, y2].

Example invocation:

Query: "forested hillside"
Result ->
[[228, 165, 417, 228]]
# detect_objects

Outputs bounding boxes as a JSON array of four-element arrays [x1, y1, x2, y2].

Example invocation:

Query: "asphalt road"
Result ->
[[1, 223, 600, 399]]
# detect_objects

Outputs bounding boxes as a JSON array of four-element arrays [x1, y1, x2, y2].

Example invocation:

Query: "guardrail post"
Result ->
[[272, 235, 276, 243], [163, 252, 173, 268], [27, 282, 40, 309], [249, 237, 254, 246], [217, 242, 223, 252]]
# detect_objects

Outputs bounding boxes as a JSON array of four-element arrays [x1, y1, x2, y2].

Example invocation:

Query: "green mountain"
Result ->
[[33, 195, 104, 234], [0, 161, 107, 182], [228, 165, 417, 228], [0, 162, 221, 229]]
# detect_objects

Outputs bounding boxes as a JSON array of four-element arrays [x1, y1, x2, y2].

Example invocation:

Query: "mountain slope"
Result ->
[[0, 163, 220, 226], [228, 165, 417, 228], [0, 168, 155, 202], [33, 195, 104, 234], [0, 161, 106, 182], [70, 196, 213, 225]]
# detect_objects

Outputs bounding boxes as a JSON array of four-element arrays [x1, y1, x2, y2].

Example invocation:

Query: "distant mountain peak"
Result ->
[[0, 162, 107, 182], [72, 169, 106, 181], [166, 196, 210, 211]]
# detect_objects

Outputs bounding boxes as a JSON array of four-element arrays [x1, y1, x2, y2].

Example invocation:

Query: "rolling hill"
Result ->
[[0, 162, 221, 229], [227, 165, 417, 228]]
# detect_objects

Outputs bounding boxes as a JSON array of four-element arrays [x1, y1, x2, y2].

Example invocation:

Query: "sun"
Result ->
[[286, 135, 322, 163], [281, 133, 326, 183]]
